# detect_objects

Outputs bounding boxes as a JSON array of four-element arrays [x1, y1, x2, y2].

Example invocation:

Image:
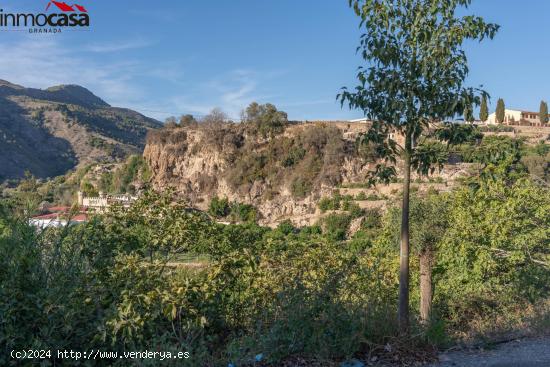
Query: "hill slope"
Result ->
[[0, 80, 161, 180]]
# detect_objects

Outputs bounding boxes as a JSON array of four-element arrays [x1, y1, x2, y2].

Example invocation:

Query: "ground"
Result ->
[[429, 337, 550, 367]]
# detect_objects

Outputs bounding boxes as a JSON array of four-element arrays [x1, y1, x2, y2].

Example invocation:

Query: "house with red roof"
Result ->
[[30, 206, 89, 229]]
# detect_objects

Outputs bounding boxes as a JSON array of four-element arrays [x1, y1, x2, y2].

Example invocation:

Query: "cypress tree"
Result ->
[[496, 98, 505, 124], [480, 94, 489, 122], [539, 100, 548, 125]]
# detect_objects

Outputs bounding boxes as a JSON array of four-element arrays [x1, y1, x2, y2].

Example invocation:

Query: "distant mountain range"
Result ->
[[0, 80, 162, 181]]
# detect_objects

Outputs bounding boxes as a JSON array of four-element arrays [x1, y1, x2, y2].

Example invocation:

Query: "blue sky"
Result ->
[[0, 0, 549, 121]]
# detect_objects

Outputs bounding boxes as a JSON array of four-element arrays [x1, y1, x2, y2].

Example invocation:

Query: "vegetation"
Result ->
[[223, 121, 349, 198], [98, 155, 151, 194], [496, 98, 506, 124], [208, 196, 258, 224], [242, 102, 288, 138], [540, 100, 548, 125], [338, 0, 499, 333], [2, 2, 549, 366], [1, 155, 548, 366], [477, 124, 515, 133], [480, 94, 489, 122]]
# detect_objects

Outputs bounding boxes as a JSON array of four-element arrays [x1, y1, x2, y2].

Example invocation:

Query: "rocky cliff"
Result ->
[[144, 122, 373, 225], [143, 120, 477, 226]]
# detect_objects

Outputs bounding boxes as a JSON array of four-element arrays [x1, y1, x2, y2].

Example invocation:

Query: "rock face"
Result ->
[[144, 122, 372, 226], [143, 122, 475, 226]]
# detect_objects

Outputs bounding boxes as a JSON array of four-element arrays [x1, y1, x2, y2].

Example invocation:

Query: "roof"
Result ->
[[31, 212, 88, 222], [32, 213, 59, 220], [47, 206, 71, 212], [71, 214, 88, 222]]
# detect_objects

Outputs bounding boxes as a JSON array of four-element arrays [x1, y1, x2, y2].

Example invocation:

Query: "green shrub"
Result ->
[[230, 202, 258, 223], [318, 195, 341, 212], [321, 213, 352, 241], [209, 196, 231, 218], [345, 202, 364, 218], [276, 220, 296, 235], [355, 192, 368, 200], [282, 146, 306, 167]]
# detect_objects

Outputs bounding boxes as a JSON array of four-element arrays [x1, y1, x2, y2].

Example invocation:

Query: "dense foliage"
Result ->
[[338, 0, 499, 332], [1, 150, 549, 365]]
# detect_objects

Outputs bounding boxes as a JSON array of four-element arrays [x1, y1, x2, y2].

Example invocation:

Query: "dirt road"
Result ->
[[429, 337, 550, 367]]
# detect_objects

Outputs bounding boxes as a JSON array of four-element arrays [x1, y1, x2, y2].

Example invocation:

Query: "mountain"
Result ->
[[0, 80, 162, 181]]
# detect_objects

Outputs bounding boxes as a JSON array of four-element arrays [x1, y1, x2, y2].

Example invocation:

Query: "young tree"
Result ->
[[480, 94, 489, 122], [339, 0, 498, 333], [384, 193, 450, 324], [496, 98, 505, 124], [539, 100, 548, 125]]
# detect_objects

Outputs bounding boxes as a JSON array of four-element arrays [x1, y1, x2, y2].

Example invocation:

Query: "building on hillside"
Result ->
[[77, 191, 137, 211], [30, 206, 88, 229], [349, 118, 369, 123], [346, 118, 407, 147], [487, 109, 544, 126]]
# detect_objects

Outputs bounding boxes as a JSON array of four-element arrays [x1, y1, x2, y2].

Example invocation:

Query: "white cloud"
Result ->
[[0, 37, 145, 103], [85, 39, 152, 53], [168, 69, 278, 119], [0, 36, 289, 121]]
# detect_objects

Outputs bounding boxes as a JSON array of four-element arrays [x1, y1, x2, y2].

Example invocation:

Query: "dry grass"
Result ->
[[450, 298, 550, 346]]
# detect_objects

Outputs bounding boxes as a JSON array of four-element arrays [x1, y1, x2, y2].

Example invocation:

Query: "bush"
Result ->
[[477, 124, 515, 133], [226, 123, 351, 199], [230, 202, 258, 223], [209, 196, 231, 218], [318, 194, 341, 212], [321, 213, 352, 241], [355, 192, 368, 200], [521, 154, 549, 182], [344, 201, 364, 218], [290, 176, 313, 198]]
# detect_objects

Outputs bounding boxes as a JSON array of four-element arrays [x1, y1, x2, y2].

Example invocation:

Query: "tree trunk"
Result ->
[[419, 248, 433, 325], [398, 131, 412, 335]]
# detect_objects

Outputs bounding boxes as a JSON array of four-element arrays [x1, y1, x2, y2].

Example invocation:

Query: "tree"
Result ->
[[464, 104, 475, 124], [179, 114, 197, 126], [339, 0, 498, 333], [539, 100, 548, 125], [479, 94, 489, 122], [496, 98, 505, 124], [384, 193, 450, 324], [202, 108, 228, 124], [164, 116, 178, 128], [242, 102, 288, 138], [438, 176, 550, 323]]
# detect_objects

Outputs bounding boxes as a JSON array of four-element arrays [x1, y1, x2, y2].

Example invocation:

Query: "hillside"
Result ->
[[143, 121, 473, 226], [0, 80, 161, 181], [144, 117, 550, 226]]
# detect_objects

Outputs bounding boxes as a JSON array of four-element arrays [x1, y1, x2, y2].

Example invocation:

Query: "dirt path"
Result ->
[[428, 337, 550, 367]]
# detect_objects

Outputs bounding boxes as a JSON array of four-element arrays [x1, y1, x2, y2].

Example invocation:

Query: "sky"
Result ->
[[0, 0, 549, 122]]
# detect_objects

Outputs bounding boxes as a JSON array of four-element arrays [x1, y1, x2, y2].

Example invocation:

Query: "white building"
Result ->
[[487, 109, 543, 126], [30, 206, 88, 229], [77, 191, 136, 211], [348, 118, 370, 123]]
